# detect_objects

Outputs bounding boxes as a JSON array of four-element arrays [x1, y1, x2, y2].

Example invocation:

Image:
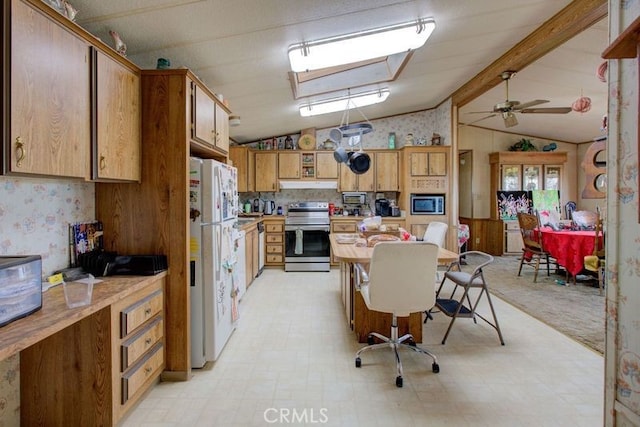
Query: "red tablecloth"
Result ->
[[536, 227, 603, 277]]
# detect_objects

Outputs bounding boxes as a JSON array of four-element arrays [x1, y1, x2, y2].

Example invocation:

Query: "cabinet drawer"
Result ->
[[266, 244, 282, 254], [120, 290, 163, 338], [121, 317, 163, 371], [266, 223, 283, 232], [332, 223, 356, 232], [266, 234, 283, 243], [121, 342, 163, 404], [266, 254, 283, 263]]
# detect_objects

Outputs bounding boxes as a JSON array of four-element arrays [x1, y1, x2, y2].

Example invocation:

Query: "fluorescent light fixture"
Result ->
[[299, 89, 390, 117], [288, 18, 435, 72]]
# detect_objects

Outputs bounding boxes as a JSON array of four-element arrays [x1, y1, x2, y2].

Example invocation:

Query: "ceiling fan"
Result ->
[[465, 71, 572, 128]]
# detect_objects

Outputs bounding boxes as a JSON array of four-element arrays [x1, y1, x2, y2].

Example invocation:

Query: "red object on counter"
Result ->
[[329, 203, 335, 215]]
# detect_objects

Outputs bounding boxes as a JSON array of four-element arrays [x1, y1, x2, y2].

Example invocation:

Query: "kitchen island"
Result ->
[[330, 234, 458, 343]]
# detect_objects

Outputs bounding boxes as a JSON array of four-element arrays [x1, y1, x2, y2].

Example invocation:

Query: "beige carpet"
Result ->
[[478, 254, 605, 354]]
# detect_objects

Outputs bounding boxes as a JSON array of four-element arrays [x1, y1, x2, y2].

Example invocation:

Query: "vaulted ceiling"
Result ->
[[69, 0, 608, 144]]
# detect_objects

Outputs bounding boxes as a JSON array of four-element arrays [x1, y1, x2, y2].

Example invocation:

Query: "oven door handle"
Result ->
[[285, 225, 330, 232]]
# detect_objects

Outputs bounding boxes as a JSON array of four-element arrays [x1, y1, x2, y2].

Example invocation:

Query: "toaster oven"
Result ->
[[0, 255, 42, 327]]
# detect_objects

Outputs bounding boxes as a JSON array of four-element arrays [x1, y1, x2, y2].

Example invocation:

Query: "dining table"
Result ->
[[535, 226, 604, 280], [330, 233, 459, 343]]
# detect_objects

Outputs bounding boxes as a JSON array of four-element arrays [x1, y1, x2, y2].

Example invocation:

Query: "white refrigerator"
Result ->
[[189, 157, 240, 368]]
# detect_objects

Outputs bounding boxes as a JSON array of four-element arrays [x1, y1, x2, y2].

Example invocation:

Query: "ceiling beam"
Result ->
[[451, 0, 608, 107]]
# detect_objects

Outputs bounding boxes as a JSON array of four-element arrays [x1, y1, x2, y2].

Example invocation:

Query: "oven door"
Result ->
[[284, 225, 330, 259], [284, 224, 331, 271]]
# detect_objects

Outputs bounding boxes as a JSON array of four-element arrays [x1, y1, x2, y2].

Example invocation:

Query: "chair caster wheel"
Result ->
[[396, 376, 403, 387], [355, 357, 361, 368], [367, 335, 375, 345], [432, 363, 440, 373]]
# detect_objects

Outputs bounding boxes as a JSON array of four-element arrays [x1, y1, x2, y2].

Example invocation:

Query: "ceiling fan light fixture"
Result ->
[[288, 18, 435, 72], [502, 111, 518, 128], [299, 89, 390, 117]]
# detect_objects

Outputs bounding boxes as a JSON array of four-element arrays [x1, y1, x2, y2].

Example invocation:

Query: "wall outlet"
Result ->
[[475, 237, 480, 244]]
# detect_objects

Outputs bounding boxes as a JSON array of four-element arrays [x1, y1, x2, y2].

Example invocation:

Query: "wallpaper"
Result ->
[[0, 177, 95, 277], [606, 0, 640, 424], [0, 177, 94, 425]]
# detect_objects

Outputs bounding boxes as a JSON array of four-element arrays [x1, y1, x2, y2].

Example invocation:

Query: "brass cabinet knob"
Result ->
[[99, 155, 106, 170]]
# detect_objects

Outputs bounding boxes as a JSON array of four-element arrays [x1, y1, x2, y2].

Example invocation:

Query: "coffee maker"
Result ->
[[375, 198, 391, 217]]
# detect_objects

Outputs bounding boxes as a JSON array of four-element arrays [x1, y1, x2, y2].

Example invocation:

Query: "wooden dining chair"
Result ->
[[584, 216, 605, 294], [517, 211, 557, 282]]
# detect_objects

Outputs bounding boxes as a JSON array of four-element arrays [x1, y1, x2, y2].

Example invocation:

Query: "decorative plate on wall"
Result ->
[[298, 134, 316, 150]]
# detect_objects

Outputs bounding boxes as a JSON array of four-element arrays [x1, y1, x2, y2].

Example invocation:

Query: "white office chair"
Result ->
[[354, 242, 440, 388], [422, 221, 448, 247]]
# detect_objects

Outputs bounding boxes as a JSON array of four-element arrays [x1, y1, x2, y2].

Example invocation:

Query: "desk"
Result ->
[[330, 234, 458, 343], [537, 227, 603, 278]]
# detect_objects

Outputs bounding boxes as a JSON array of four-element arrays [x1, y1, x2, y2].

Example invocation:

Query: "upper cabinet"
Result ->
[[4, 0, 91, 179], [255, 151, 278, 192], [375, 151, 399, 191], [229, 146, 253, 192], [191, 81, 230, 156], [2, 0, 143, 181], [92, 49, 141, 182], [402, 146, 450, 194]]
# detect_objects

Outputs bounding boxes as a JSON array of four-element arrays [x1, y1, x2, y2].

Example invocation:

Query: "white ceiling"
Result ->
[[68, 0, 608, 144]]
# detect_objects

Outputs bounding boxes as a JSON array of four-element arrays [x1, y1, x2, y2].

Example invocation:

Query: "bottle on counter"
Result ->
[[277, 206, 283, 215]]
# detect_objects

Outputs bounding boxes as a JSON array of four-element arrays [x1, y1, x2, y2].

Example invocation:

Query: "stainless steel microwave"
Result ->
[[410, 194, 445, 215]]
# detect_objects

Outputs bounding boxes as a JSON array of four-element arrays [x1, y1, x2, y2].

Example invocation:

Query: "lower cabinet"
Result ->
[[244, 223, 260, 289], [264, 218, 285, 266], [111, 277, 165, 422]]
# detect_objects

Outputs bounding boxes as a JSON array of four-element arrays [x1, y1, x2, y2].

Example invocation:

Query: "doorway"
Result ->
[[458, 150, 473, 218]]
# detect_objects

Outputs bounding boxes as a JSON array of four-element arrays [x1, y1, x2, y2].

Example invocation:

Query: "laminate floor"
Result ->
[[122, 268, 603, 427]]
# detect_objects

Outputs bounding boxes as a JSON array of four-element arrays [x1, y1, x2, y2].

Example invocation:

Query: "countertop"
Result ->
[[0, 272, 167, 360]]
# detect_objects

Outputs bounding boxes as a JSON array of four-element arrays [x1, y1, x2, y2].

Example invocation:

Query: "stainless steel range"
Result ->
[[285, 201, 331, 272]]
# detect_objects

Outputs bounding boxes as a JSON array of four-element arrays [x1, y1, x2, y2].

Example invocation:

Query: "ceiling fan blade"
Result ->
[[513, 99, 549, 110], [466, 110, 496, 114], [520, 107, 572, 114], [462, 114, 497, 125]]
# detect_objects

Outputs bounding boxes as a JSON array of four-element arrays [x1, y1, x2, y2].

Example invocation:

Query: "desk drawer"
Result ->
[[266, 244, 282, 254], [121, 316, 163, 371], [266, 234, 283, 243], [120, 289, 163, 338], [266, 254, 283, 263], [266, 223, 283, 233], [121, 342, 163, 404], [332, 223, 356, 233]]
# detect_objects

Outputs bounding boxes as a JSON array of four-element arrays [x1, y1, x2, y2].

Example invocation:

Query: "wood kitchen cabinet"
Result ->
[[229, 146, 254, 192], [278, 152, 301, 179], [243, 222, 260, 289], [255, 151, 279, 191], [96, 69, 233, 383], [339, 159, 375, 192], [316, 151, 339, 179], [15, 274, 166, 426], [402, 146, 450, 194], [3, 0, 90, 179], [92, 49, 141, 182], [263, 218, 285, 266], [375, 151, 399, 191], [191, 80, 230, 157]]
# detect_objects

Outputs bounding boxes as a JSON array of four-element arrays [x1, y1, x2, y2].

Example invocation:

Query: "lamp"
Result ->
[[502, 111, 518, 128], [229, 115, 241, 127], [288, 18, 436, 72], [299, 89, 389, 117]]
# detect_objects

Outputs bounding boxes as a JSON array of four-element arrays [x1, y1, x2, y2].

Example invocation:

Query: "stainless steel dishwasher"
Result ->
[[257, 221, 265, 276]]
